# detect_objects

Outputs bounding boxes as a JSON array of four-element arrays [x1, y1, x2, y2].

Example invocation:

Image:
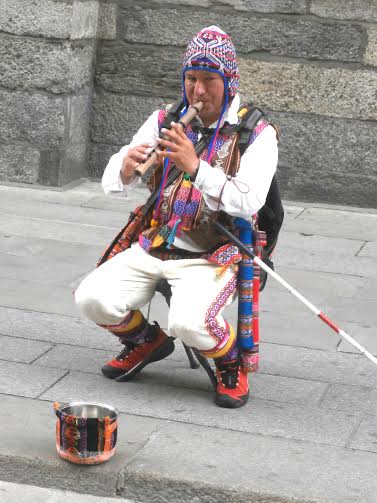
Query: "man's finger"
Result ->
[[170, 122, 187, 140], [128, 150, 150, 163], [135, 143, 154, 150], [131, 145, 154, 155], [156, 149, 175, 161], [157, 138, 179, 151], [160, 126, 182, 144]]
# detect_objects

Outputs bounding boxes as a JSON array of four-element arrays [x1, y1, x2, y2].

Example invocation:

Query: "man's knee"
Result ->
[[74, 275, 114, 325], [168, 317, 192, 340], [168, 312, 213, 351]]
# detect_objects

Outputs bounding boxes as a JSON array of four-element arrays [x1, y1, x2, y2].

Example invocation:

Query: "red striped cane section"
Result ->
[[318, 312, 341, 333]]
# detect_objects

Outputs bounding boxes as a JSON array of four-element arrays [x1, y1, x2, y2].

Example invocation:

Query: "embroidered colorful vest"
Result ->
[[97, 104, 270, 267], [137, 104, 269, 253]]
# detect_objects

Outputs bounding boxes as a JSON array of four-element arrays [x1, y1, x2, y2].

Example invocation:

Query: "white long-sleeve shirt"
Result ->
[[102, 94, 278, 251]]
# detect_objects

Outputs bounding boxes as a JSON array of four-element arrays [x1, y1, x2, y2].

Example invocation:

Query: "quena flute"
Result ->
[[134, 101, 204, 180]]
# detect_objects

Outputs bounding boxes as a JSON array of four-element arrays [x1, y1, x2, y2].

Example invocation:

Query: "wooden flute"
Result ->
[[134, 101, 204, 180]]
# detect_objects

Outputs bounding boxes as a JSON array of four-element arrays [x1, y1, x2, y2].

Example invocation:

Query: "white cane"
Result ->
[[215, 221, 377, 368]]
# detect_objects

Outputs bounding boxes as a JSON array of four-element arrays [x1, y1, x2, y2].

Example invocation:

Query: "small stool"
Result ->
[[155, 279, 218, 389]]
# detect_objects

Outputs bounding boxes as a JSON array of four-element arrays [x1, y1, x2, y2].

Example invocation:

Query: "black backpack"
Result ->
[[236, 103, 284, 290]]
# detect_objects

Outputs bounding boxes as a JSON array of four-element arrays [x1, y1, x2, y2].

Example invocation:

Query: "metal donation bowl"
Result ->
[[53, 401, 119, 465]]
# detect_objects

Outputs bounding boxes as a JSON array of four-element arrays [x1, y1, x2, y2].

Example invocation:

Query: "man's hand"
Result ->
[[156, 122, 200, 176], [121, 143, 153, 184]]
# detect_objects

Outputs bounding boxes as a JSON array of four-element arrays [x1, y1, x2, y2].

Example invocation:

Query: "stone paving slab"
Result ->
[[262, 343, 377, 388], [0, 307, 148, 351], [0, 252, 92, 286], [0, 361, 67, 398], [357, 277, 377, 299], [281, 205, 305, 220], [277, 231, 364, 256], [325, 297, 377, 325], [284, 208, 377, 241], [70, 180, 108, 196], [274, 246, 375, 277], [260, 287, 322, 316], [262, 266, 367, 301], [260, 282, 329, 315], [34, 344, 115, 375], [120, 421, 377, 503], [359, 241, 377, 258], [0, 184, 95, 207], [0, 213, 118, 247], [0, 481, 136, 503], [338, 322, 377, 354], [0, 234, 100, 265], [81, 195, 138, 214], [0, 278, 77, 317], [0, 196, 128, 229], [285, 201, 377, 215], [138, 365, 328, 406], [259, 310, 341, 350], [349, 415, 377, 453], [320, 383, 377, 416], [32, 343, 328, 405], [81, 190, 149, 212], [0, 181, 145, 215], [0, 334, 52, 364], [40, 370, 360, 447]]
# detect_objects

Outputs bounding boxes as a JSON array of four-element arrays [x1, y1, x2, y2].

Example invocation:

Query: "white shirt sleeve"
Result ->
[[102, 110, 161, 195], [193, 124, 278, 218]]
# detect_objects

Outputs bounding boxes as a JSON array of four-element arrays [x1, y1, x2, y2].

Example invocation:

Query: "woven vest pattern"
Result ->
[[97, 105, 269, 266], [139, 106, 242, 254]]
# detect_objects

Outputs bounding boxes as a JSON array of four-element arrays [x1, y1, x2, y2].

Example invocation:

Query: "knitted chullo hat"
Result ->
[[182, 25, 240, 99], [182, 26, 239, 161]]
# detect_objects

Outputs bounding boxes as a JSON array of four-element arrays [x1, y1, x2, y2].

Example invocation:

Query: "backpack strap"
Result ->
[[259, 174, 284, 257], [257, 176, 284, 292], [232, 103, 284, 292], [238, 105, 265, 156]]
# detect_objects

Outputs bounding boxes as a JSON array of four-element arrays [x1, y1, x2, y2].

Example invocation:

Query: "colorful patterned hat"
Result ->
[[182, 25, 240, 98]]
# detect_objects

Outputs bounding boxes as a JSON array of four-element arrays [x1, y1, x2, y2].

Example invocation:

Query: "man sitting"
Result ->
[[75, 26, 278, 408]]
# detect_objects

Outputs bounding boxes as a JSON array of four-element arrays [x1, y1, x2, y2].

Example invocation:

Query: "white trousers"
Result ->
[[75, 243, 237, 351]]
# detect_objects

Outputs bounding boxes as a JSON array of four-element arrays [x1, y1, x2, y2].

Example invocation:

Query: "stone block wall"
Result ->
[[1, 0, 376, 207], [91, 0, 377, 208], [0, 0, 99, 185]]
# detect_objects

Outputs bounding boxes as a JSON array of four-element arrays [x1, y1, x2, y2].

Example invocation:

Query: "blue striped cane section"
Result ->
[[234, 217, 254, 351]]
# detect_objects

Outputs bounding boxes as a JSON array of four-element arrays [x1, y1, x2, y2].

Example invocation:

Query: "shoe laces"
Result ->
[[216, 359, 241, 389], [115, 323, 160, 362], [116, 343, 136, 361]]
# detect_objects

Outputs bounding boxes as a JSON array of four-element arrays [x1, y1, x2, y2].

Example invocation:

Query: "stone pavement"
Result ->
[[0, 180, 376, 503], [0, 481, 136, 503]]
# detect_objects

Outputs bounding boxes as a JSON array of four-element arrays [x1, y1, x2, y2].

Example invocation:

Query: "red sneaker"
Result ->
[[101, 323, 175, 381], [215, 357, 249, 408]]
